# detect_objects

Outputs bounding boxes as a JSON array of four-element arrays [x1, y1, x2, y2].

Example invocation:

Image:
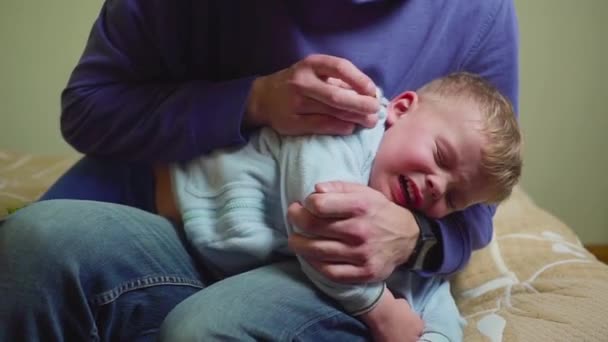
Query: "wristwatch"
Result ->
[[403, 211, 442, 271]]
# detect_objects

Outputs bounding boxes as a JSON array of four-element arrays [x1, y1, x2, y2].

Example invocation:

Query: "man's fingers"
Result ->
[[314, 180, 370, 195], [325, 77, 353, 89], [298, 98, 378, 128], [287, 202, 363, 243], [306, 79, 379, 114], [287, 202, 346, 239], [304, 191, 371, 218], [332, 112, 378, 129], [290, 114, 357, 136], [307, 260, 375, 283], [304, 54, 377, 97], [297, 55, 379, 114], [288, 234, 365, 264]]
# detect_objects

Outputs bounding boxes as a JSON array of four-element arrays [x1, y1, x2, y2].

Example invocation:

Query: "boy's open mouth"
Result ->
[[399, 175, 419, 208]]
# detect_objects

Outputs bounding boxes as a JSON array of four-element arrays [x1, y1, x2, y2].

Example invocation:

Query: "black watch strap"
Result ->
[[403, 212, 442, 271]]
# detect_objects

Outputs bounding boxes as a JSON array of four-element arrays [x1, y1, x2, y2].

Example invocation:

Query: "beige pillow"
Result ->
[[454, 187, 608, 341], [0, 150, 77, 217]]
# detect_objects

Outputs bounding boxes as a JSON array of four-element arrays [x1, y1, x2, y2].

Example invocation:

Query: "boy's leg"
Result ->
[[0, 199, 206, 342], [160, 260, 371, 342]]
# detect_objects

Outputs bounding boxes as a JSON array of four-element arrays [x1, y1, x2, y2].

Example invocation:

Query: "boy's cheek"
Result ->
[[423, 204, 449, 220]]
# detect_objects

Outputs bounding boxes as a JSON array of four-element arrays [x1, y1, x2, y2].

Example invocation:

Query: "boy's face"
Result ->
[[370, 91, 493, 219]]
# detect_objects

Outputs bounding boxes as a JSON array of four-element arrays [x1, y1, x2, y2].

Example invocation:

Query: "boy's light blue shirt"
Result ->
[[172, 100, 388, 314], [171, 97, 465, 339]]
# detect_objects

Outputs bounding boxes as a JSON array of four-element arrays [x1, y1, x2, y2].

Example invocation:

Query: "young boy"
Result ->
[[155, 72, 522, 341]]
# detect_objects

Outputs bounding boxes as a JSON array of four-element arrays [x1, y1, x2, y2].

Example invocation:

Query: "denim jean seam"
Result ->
[[289, 309, 347, 341], [91, 275, 205, 306]]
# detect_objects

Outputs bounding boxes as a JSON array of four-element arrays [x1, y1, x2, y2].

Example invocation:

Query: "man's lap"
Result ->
[[0, 200, 205, 340], [0, 199, 368, 341], [160, 260, 370, 342]]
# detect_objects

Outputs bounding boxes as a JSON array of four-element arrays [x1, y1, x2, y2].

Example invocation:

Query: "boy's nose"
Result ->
[[426, 176, 446, 201]]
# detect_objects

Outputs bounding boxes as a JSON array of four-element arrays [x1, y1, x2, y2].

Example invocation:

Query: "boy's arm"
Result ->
[[387, 273, 464, 342], [277, 126, 386, 315], [417, 279, 465, 342], [416, 279, 464, 342]]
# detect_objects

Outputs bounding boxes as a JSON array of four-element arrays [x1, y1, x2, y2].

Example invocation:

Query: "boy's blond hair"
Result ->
[[418, 72, 523, 203]]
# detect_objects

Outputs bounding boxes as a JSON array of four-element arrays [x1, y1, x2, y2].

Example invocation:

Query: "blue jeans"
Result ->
[[0, 157, 368, 341], [0, 200, 367, 341]]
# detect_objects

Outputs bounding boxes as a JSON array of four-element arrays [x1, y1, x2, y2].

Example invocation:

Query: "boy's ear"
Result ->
[[387, 91, 418, 126]]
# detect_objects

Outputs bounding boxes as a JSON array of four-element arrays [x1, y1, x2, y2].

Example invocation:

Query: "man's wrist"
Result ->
[[403, 211, 443, 272], [243, 76, 267, 130]]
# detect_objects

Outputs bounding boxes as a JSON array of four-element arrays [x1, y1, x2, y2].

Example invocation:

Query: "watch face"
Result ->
[[422, 238, 441, 271]]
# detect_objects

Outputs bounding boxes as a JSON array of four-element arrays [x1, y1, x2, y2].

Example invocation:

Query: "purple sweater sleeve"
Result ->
[[433, 0, 519, 275], [61, 0, 252, 162]]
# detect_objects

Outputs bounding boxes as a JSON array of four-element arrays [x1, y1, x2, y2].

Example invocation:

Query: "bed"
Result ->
[[1, 149, 607, 341]]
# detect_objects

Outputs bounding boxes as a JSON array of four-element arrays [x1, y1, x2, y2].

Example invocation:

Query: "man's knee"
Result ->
[[1, 200, 157, 274]]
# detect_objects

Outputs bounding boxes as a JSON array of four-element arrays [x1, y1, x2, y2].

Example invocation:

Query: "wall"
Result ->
[[515, 0, 608, 243], [1, 0, 606, 243], [0, 1, 100, 154]]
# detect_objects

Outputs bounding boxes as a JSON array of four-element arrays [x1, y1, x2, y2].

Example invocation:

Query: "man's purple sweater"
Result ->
[[61, 0, 519, 275]]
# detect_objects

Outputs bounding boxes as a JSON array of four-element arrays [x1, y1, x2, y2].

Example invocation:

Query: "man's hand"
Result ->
[[287, 181, 420, 283], [245, 54, 380, 136]]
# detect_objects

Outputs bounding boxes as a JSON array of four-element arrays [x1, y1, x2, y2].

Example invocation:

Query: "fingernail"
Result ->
[[367, 82, 376, 96], [366, 115, 378, 128], [374, 86, 382, 99], [316, 183, 328, 192]]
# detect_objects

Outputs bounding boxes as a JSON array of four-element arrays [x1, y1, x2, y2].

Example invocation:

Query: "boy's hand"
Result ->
[[361, 290, 424, 342], [245, 54, 380, 135]]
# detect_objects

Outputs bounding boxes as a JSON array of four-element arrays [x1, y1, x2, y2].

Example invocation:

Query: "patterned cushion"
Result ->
[[454, 187, 608, 341], [0, 150, 77, 217]]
